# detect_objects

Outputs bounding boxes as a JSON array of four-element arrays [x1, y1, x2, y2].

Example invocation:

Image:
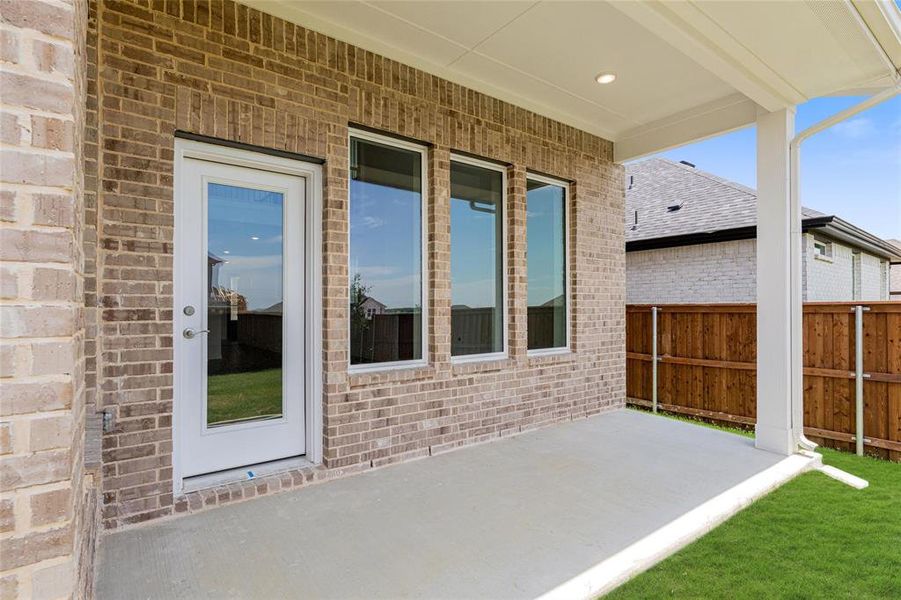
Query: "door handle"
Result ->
[[183, 328, 209, 340]]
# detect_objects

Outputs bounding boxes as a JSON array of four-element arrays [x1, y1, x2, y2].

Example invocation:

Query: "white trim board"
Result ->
[[347, 127, 430, 374], [448, 152, 509, 364], [525, 172, 572, 356], [537, 451, 822, 600]]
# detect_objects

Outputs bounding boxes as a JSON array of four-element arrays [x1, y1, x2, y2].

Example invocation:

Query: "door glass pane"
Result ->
[[207, 183, 284, 426], [526, 179, 567, 350], [450, 160, 504, 356], [349, 136, 423, 365]]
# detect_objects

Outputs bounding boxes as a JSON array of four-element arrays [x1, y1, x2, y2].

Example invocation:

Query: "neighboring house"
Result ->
[[889, 240, 901, 300], [625, 159, 899, 304], [360, 296, 387, 319]]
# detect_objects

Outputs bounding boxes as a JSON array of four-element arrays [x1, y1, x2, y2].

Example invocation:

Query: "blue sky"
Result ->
[[209, 184, 284, 311], [645, 96, 901, 241], [349, 180, 422, 309], [526, 184, 566, 306]]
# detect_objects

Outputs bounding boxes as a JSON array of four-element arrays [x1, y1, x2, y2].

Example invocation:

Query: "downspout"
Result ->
[[788, 83, 901, 452]]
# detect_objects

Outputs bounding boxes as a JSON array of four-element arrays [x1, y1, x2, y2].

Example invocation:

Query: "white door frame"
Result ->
[[172, 138, 323, 494]]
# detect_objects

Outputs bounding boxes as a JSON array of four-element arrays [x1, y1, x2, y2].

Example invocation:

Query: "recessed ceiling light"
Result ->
[[595, 72, 616, 85], [250, 236, 259, 241], [223, 250, 230, 254]]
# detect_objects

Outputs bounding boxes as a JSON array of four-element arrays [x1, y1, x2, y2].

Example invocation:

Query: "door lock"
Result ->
[[183, 328, 209, 339], [183, 305, 195, 316]]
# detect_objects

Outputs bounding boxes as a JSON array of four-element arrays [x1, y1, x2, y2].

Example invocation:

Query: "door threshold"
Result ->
[[181, 455, 313, 494]]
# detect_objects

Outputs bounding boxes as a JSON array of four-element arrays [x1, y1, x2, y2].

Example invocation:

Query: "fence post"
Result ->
[[853, 304, 870, 456], [652, 306, 658, 414]]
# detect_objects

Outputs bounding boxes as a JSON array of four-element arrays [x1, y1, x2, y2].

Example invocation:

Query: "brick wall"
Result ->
[[626, 240, 757, 303], [626, 235, 890, 304], [891, 262, 901, 300], [91, 0, 625, 529], [859, 252, 887, 300], [0, 0, 96, 597], [804, 233, 888, 302]]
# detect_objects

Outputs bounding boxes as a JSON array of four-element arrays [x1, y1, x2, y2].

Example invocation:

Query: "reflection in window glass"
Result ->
[[526, 179, 567, 350], [349, 135, 424, 365], [450, 160, 504, 356], [206, 183, 284, 426]]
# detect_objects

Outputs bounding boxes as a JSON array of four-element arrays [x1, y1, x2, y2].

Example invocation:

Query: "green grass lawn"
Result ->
[[207, 368, 283, 425], [606, 411, 901, 599]]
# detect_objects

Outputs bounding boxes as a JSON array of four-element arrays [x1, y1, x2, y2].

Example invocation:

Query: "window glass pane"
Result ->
[[207, 183, 284, 426], [349, 136, 423, 365], [526, 179, 567, 350], [450, 161, 504, 356]]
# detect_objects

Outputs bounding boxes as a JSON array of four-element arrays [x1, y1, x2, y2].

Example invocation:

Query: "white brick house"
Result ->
[[889, 240, 901, 301], [625, 159, 899, 304]]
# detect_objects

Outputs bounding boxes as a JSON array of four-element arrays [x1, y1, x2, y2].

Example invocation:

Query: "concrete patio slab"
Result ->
[[96, 409, 816, 599]]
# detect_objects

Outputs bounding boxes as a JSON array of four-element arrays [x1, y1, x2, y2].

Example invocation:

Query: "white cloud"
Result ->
[[221, 254, 282, 269], [830, 117, 876, 139], [362, 216, 385, 229], [355, 265, 398, 278]]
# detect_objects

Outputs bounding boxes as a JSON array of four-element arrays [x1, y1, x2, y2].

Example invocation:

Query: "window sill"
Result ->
[[348, 359, 428, 375], [450, 352, 507, 365], [526, 348, 576, 365], [813, 254, 834, 263], [527, 347, 571, 358]]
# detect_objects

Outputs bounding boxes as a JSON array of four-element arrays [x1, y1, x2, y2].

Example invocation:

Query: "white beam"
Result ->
[[609, 1, 803, 112], [755, 108, 797, 456], [850, 0, 901, 77], [614, 94, 759, 162]]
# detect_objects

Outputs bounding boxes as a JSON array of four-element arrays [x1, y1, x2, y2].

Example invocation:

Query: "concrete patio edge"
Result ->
[[537, 450, 823, 600]]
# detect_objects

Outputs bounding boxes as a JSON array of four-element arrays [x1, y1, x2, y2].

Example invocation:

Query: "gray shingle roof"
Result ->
[[625, 158, 824, 242]]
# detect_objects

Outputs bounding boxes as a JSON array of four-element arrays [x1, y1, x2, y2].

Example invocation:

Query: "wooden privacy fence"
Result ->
[[626, 302, 901, 460]]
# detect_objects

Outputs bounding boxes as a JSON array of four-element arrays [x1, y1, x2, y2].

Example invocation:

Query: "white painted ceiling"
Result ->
[[244, 1, 901, 159]]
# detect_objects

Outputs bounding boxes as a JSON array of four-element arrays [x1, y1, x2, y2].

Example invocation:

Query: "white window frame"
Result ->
[[449, 154, 508, 364], [813, 237, 832, 262], [347, 128, 429, 373], [525, 172, 571, 357]]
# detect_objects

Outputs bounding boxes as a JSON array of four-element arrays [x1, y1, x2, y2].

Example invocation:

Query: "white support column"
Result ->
[[755, 108, 798, 455]]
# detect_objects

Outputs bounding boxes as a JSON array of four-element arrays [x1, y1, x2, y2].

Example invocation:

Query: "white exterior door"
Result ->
[[176, 155, 305, 477]]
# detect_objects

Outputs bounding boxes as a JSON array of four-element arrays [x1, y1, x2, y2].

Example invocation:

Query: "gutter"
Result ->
[[788, 83, 901, 452], [626, 226, 756, 252], [626, 216, 901, 259], [805, 216, 901, 261]]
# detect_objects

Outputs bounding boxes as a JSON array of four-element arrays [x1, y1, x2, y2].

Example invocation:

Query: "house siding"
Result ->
[[891, 262, 901, 300], [625, 234, 889, 304], [626, 240, 757, 303], [803, 233, 888, 302], [804, 233, 855, 301], [89, 0, 625, 530], [0, 0, 98, 597], [859, 253, 888, 300]]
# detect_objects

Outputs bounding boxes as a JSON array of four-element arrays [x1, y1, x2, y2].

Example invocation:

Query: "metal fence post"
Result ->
[[652, 306, 658, 414], [853, 304, 869, 456]]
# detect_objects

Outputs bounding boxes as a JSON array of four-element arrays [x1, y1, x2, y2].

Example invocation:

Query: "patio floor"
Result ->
[[95, 409, 816, 599]]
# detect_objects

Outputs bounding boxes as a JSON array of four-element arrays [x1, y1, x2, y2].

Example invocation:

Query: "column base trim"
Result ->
[[755, 424, 794, 455]]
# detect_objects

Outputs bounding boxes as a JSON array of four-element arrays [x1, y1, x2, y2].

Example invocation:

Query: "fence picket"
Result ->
[[626, 302, 901, 460]]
